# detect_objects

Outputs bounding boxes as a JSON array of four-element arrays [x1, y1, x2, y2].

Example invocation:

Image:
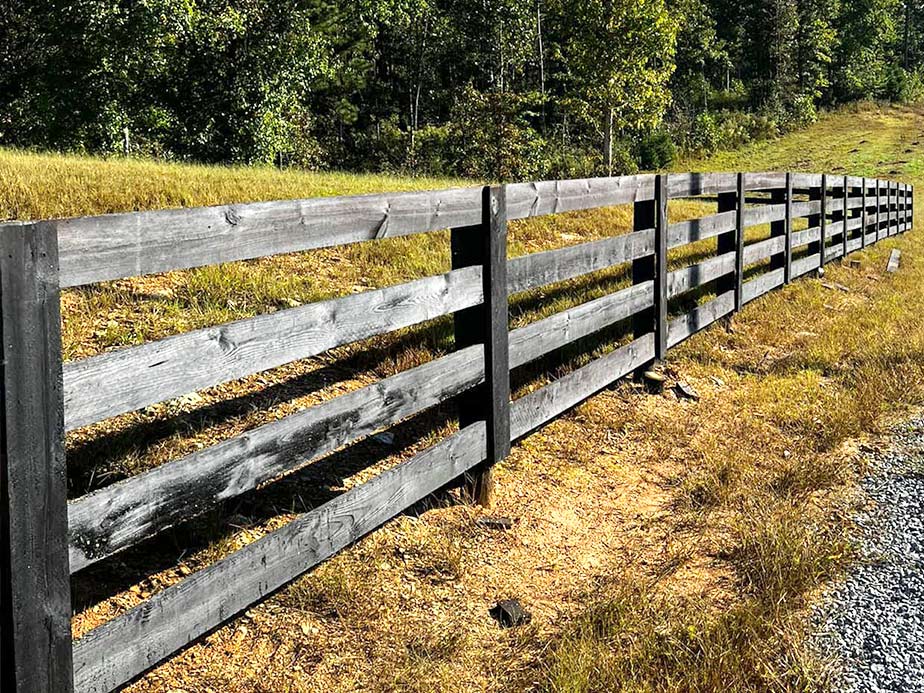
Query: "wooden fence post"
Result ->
[[861, 178, 867, 248], [819, 174, 828, 267], [910, 183, 915, 231], [631, 180, 657, 364], [908, 185, 914, 229], [876, 180, 882, 241], [716, 181, 738, 302], [829, 176, 843, 260], [0, 223, 74, 692], [890, 181, 897, 235], [770, 176, 787, 280], [654, 175, 667, 359], [783, 173, 793, 284], [841, 176, 849, 258], [733, 173, 745, 310], [452, 186, 510, 507]]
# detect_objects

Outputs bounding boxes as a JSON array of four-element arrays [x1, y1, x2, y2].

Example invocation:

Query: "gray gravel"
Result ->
[[814, 419, 924, 691]]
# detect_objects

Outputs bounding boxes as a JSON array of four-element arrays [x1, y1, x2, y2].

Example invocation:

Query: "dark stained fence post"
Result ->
[[716, 181, 738, 300], [0, 223, 74, 692], [861, 178, 868, 248], [910, 183, 915, 231], [890, 181, 897, 235], [807, 178, 822, 262], [453, 186, 510, 507], [733, 173, 745, 310], [654, 175, 668, 359], [770, 178, 786, 277], [885, 181, 891, 236], [784, 173, 793, 284], [829, 176, 844, 260], [820, 174, 828, 267], [841, 176, 849, 258], [631, 183, 657, 365], [876, 180, 883, 241]]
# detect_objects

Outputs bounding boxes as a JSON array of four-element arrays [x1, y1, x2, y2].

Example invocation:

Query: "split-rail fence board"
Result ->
[[0, 171, 913, 692]]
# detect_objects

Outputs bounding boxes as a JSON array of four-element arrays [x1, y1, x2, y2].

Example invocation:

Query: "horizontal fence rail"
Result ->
[[0, 171, 913, 693]]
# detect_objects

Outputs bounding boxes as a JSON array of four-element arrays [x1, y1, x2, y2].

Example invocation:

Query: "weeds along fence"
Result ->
[[0, 172, 913, 692]]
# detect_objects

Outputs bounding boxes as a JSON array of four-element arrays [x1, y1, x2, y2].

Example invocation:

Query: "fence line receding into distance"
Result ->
[[0, 172, 913, 693]]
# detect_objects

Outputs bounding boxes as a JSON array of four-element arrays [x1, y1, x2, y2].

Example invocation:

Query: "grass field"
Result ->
[[3, 101, 923, 692]]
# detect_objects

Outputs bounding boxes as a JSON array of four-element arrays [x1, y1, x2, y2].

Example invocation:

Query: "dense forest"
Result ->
[[1, 0, 922, 179]]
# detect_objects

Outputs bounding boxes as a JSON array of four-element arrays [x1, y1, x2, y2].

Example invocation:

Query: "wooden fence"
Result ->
[[0, 172, 913, 692]]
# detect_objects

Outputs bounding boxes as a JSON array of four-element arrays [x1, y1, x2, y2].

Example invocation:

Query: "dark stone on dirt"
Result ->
[[490, 599, 532, 628], [476, 515, 514, 531], [673, 382, 700, 401]]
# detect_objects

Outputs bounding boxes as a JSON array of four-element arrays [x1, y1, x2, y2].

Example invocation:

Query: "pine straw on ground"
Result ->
[[5, 101, 924, 692]]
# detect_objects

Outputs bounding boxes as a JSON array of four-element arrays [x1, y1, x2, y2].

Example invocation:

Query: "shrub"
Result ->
[[781, 95, 818, 132], [688, 111, 719, 153], [635, 129, 676, 170], [883, 66, 924, 104]]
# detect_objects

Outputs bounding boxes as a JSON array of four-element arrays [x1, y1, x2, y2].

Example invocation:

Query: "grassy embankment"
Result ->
[[1, 101, 923, 691]]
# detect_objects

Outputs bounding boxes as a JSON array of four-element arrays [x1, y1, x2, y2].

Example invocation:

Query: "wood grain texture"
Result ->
[[506, 176, 655, 218], [71, 421, 489, 693], [791, 200, 822, 218], [733, 173, 745, 310], [40, 173, 901, 289], [666, 173, 736, 198], [72, 334, 659, 693], [510, 334, 654, 440], [654, 175, 668, 359], [666, 291, 736, 348], [64, 267, 484, 431], [61, 172, 910, 693], [666, 210, 736, 249], [792, 173, 823, 189], [68, 279, 655, 571], [743, 236, 785, 266], [508, 282, 654, 369], [666, 251, 736, 298], [743, 203, 785, 228], [792, 253, 822, 278], [67, 344, 485, 572], [742, 268, 785, 304], [784, 173, 793, 283], [0, 224, 74, 692], [743, 172, 786, 190], [467, 185, 510, 506], [861, 178, 868, 249], [507, 229, 654, 294], [51, 187, 485, 288]]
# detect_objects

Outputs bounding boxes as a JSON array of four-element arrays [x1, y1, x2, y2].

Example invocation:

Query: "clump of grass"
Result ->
[[280, 555, 381, 620], [731, 502, 852, 609], [544, 577, 829, 693]]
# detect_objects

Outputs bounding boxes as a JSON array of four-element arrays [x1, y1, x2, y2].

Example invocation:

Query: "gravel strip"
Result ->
[[814, 419, 924, 692]]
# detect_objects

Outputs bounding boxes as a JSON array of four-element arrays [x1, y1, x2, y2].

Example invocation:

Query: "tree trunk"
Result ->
[[603, 109, 614, 176], [537, 0, 545, 130], [905, 0, 911, 70]]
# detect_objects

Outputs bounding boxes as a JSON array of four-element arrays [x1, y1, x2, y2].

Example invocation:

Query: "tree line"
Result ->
[[1, 0, 920, 180]]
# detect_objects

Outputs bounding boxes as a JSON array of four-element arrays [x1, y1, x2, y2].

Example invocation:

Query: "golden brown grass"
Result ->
[[7, 102, 924, 692]]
